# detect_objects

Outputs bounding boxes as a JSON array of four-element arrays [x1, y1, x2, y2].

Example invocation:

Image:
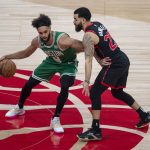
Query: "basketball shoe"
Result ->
[[5, 105, 25, 118], [77, 128, 102, 141], [135, 112, 150, 128], [50, 117, 64, 133]]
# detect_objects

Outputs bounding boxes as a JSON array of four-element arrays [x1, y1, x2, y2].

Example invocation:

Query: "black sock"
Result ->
[[18, 104, 23, 109], [136, 107, 147, 119], [92, 119, 100, 132], [53, 114, 59, 118]]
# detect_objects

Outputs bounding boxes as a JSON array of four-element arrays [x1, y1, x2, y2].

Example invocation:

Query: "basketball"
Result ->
[[0, 59, 16, 78]]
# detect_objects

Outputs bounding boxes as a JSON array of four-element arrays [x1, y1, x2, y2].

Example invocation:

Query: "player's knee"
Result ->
[[90, 87, 101, 100], [111, 89, 135, 106], [24, 77, 40, 89], [60, 75, 75, 88], [111, 90, 120, 99], [23, 81, 32, 90], [24, 81, 35, 90]]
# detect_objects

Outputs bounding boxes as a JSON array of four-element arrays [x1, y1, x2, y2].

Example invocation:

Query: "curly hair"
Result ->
[[32, 14, 51, 28]]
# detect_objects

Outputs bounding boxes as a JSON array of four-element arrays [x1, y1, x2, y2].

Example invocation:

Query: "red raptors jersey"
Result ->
[[85, 21, 120, 59]]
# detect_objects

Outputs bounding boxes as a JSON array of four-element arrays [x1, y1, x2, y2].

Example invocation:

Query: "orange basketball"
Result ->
[[0, 59, 16, 78]]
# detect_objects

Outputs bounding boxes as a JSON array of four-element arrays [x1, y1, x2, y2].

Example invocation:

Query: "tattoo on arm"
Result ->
[[83, 34, 94, 58]]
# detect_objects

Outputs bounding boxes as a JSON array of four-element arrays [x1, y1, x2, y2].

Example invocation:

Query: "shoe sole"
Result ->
[[54, 130, 64, 133], [5, 112, 25, 118], [77, 135, 102, 141], [135, 122, 150, 128], [50, 126, 64, 133]]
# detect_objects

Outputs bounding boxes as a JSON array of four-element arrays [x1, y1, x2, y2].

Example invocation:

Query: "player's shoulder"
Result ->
[[58, 32, 70, 42], [91, 21, 103, 28], [31, 36, 39, 47], [54, 31, 68, 37]]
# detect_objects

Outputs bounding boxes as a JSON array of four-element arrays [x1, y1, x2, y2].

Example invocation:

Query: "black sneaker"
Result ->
[[77, 128, 102, 141], [135, 112, 150, 128]]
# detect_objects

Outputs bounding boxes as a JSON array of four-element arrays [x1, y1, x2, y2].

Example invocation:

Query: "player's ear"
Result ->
[[49, 26, 51, 31], [82, 18, 86, 24]]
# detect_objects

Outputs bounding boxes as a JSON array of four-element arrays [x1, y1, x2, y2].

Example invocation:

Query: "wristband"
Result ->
[[84, 80, 90, 84]]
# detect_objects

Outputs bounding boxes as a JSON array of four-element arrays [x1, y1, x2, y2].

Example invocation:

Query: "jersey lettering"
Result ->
[[98, 25, 106, 36], [44, 50, 64, 63], [104, 32, 117, 51]]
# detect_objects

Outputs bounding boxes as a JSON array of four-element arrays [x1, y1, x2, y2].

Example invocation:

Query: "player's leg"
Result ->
[[18, 77, 41, 108], [50, 62, 76, 133], [77, 61, 128, 141], [54, 75, 75, 117], [111, 63, 150, 128], [5, 61, 51, 118], [50, 75, 75, 132], [111, 88, 150, 128], [23, 61, 53, 108], [5, 76, 41, 117], [77, 71, 108, 141]]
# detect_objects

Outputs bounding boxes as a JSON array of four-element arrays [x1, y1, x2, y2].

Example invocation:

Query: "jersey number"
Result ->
[[104, 32, 117, 51]]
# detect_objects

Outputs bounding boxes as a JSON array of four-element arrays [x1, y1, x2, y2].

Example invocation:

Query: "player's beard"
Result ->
[[75, 22, 83, 32]]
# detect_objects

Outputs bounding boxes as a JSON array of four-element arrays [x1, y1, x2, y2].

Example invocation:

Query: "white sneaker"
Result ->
[[5, 105, 25, 118], [50, 117, 64, 133]]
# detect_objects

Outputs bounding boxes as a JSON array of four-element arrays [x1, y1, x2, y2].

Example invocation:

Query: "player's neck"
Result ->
[[45, 31, 53, 45], [83, 21, 92, 31]]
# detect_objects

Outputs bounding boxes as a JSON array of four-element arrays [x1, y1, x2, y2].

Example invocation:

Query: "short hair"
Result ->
[[74, 7, 92, 21], [32, 14, 51, 29]]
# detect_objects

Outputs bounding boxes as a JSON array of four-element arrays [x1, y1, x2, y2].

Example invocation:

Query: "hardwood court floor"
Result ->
[[0, 0, 150, 149], [26, 0, 150, 22]]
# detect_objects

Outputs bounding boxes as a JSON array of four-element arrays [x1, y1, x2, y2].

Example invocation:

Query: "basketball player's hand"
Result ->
[[82, 81, 90, 96], [100, 57, 111, 66]]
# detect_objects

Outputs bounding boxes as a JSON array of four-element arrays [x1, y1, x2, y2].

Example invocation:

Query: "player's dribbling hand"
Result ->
[[81, 81, 90, 96]]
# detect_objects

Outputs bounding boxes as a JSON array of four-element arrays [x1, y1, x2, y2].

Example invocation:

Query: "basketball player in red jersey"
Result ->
[[73, 7, 150, 141]]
